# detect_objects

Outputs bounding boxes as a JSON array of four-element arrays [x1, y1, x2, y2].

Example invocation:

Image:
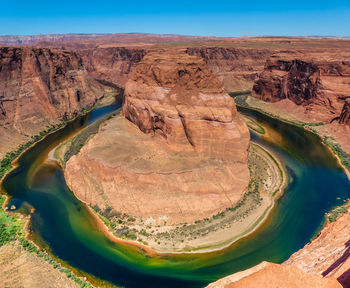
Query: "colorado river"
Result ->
[[1, 102, 350, 288]]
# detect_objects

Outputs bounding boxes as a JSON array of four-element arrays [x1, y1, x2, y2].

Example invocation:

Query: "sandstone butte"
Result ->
[[252, 52, 350, 124], [0, 46, 117, 157], [64, 49, 250, 225]]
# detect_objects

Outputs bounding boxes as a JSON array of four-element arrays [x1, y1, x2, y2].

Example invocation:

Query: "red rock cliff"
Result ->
[[339, 98, 350, 125], [123, 49, 250, 162], [80, 47, 146, 87], [0, 46, 114, 156], [252, 53, 350, 122], [186, 47, 274, 92]]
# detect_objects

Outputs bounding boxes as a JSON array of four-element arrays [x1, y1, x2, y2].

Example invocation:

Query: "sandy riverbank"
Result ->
[[241, 95, 350, 180], [53, 118, 287, 254]]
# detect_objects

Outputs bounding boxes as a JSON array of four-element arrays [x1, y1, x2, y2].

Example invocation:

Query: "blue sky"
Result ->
[[1, 0, 349, 36]]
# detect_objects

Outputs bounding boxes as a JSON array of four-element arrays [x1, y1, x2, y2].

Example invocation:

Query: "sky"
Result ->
[[0, 0, 350, 36]]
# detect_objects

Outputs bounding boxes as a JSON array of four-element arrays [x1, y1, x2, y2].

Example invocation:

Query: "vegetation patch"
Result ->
[[0, 196, 26, 247], [88, 142, 283, 252], [0, 195, 94, 287], [327, 204, 349, 223], [324, 136, 350, 173], [0, 104, 97, 180]]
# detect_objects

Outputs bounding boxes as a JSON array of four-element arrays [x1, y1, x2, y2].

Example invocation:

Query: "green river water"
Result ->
[[2, 103, 350, 288]]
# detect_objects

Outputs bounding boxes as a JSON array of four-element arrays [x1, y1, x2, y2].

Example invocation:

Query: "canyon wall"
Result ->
[[186, 47, 274, 92], [285, 207, 350, 287], [252, 53, 350, 123], [0, 46, 115, 156], [80, 47, 146, 87]]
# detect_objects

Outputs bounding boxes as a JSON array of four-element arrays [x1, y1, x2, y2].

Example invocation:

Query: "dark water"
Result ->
[[2, 104, 350, 288]]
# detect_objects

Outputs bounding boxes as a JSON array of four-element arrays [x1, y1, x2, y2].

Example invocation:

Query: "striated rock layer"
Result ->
[[65, 50, 250, 225], [252, 52, 350, 123], [340, 98, 350, 125], [0, 46, 115, 156], [122, 50, 249, 161], [186, 47, 274, 92], [285, 207, 350, 287], [80, 47, 146, 87]]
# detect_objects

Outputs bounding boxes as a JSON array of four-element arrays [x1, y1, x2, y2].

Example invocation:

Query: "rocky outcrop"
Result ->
[[65, 50, 250, 225], [0, 46, 115, 156], [186, 47, 273, 92], [80, 47, 146, 87], [252, 53, 350, 122], [206, 262, 341, 288], [123, 50, 249, 161], [285, 206, 350, 287], [340, 98, 350, 124]]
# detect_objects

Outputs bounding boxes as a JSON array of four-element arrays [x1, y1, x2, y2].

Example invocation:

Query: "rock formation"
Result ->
[[252, 53, 350, 122], [65, 50, 250, 225], [80, 47, 146, 87], [186, 47, 274, 92], [122, 49, 249, 161], [0, 46, 116, 156], [206, 262, 341, 288], [339, 98, 350, 125], [285, 206, 350, 287]]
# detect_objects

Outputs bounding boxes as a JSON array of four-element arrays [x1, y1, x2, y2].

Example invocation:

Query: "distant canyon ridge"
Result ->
[[1, 34, 350, 157], [1, 34, 350, 288]]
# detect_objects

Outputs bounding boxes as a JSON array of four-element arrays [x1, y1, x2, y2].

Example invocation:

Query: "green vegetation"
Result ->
[[244, 116, 265, 135], [0, 104, 97, 180], [327, 204, 349, 223], [324, 136, 350, 173], [0, 196, 26, 247], [19, 238, 94, 288], [0, 102, 102, 287], [0, 195, 93, 287]]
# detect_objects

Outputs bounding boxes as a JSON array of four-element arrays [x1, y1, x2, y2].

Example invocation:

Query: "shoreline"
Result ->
[[236, 95, 350, 180], [56, 129, 287, 254]]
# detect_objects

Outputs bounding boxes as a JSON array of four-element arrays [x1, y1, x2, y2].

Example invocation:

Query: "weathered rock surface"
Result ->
[[252, 53, 350, 122], [340, 98, 350, 125], [206, 262, 341, 288], [186, 47, 274, 92], [123, 50, 250, 161], [285, 207, 350, 287], [0, 46, 114, 157], [80, 47, 146, 87], [65, 50, 250, 225]]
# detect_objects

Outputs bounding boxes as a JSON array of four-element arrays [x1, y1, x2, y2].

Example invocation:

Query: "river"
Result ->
[[2, 102, 350, 288]]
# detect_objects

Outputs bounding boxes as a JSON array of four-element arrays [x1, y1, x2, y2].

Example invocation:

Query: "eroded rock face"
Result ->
[[252, 53, 350, 122], [65, 50, 250, 225], [0, 46, 114, 156], [186, 47, 273, 92], [123, 50, 249, 162], [80, 47, 146, 87], [339, 98, 350, 125], [285, 207, 350, 286]]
